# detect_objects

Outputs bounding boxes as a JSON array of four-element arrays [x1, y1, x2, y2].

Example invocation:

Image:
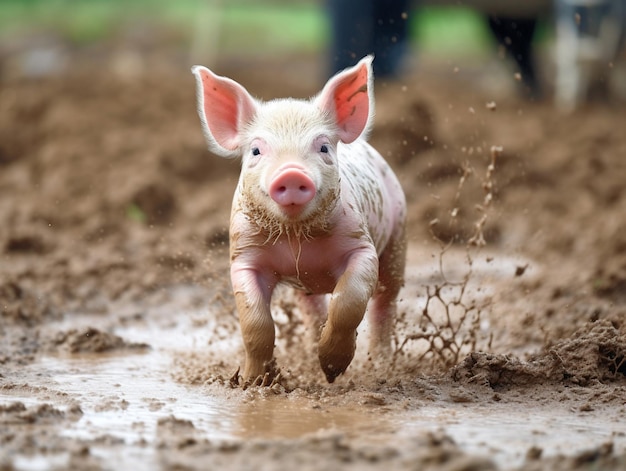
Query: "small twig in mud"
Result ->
[[392, 145, 500, 373]]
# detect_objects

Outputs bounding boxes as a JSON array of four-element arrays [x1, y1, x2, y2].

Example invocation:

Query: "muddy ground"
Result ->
[[1, 37, 626, 471]]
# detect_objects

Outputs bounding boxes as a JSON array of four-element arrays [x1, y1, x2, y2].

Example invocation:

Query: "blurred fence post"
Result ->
[[190, 0, 223, 66]]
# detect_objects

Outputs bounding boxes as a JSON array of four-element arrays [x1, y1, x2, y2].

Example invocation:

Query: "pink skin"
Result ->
[[192, 56, 407, 383]]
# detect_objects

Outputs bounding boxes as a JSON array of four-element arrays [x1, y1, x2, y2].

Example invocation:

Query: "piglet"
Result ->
[[192, 56, 406, 383]]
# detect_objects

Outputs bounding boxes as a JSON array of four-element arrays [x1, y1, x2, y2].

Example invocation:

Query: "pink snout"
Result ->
[[269, 167, 316, 211]]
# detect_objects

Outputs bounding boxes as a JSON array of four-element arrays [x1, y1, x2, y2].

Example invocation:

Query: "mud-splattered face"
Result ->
[[236, 99, 341, 238], [192, 57, 374, 242]]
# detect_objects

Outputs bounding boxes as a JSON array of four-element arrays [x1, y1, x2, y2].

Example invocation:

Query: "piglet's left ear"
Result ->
[[315, 55, 374, 144], [192, 65, 258, 158]]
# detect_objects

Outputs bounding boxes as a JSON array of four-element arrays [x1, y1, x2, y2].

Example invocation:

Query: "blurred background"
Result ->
[[2, 0, 624, 105], [0, 0, 548, 86]]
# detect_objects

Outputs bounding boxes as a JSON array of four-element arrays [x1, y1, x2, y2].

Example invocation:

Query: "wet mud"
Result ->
[[1, 46, 626, 470]]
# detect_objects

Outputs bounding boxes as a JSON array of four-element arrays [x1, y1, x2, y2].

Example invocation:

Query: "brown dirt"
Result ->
[[1, 39, 626, 470]]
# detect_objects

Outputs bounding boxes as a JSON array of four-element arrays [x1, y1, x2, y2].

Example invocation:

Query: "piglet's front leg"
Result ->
[[318, 247, 379, 383], [231, 267, 277, 382]]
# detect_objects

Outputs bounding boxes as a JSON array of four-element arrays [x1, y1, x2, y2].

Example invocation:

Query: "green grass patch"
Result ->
[[126, 203, 147, 224], [414, 7, 493, 58], [217, 4, 327, 53]]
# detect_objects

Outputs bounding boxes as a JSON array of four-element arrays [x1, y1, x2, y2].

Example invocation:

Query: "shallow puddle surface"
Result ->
[[3, 251, 625, 470], [8, 348, 626, 470]]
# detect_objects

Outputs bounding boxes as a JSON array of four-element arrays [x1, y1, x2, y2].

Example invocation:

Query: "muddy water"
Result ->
[[8, 349, 626, 470], [2, 249, 625, 470]]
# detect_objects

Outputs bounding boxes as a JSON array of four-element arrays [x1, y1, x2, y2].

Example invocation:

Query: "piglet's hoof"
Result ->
[[321, 361, 348, 383], [318, 333, 356, 383]]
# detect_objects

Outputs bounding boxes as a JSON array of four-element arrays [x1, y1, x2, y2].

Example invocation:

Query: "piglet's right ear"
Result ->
[[192, 65, 257, 158], [315, 55, 374, 144]]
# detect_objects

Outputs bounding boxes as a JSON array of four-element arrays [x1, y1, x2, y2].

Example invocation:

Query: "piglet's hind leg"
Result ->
[[294, 291, 328, 341], [368, 230, 407, 360]]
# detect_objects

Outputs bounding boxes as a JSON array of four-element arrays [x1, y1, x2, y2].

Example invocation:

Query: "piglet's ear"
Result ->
[[192, 65, 257, 158], [315, 55, 374, 144]]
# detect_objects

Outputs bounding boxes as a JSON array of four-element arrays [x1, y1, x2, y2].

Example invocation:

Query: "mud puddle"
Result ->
[[7, 349, 626, 470], [3, 249, 625, 470]]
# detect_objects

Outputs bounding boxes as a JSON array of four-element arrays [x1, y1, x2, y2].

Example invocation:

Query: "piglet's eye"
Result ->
[[252, 147, 261, 156], [320, 144, 329, 153]]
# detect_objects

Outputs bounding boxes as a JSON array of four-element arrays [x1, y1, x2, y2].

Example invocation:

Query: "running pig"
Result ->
[[191, 56, 406, 384]]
